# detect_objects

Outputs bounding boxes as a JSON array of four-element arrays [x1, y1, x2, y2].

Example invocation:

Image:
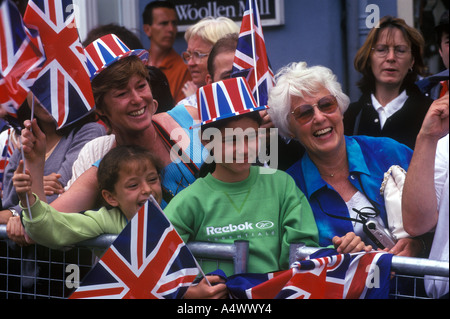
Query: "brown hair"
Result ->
[[91, 56, 150, 128], [207, 33, 238, 79], [98, 145, 162, 194], [354, 16, 425, 94]]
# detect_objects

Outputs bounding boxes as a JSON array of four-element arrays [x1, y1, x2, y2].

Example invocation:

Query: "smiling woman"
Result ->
[[268, 61, 425, 258], [17, 34, 204, 219]]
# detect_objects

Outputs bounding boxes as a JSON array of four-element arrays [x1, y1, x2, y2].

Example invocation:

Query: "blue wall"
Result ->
[[138, 0, 397, 100]]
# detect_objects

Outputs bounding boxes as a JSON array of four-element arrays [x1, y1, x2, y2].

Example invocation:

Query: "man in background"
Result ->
[[142, 1, 191, 103]]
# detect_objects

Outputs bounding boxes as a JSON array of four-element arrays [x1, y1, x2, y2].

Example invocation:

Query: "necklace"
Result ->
[[318, 165, 348, 178]]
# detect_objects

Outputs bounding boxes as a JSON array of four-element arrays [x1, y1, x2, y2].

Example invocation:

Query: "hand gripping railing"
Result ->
[[289, 243, 449, 277]]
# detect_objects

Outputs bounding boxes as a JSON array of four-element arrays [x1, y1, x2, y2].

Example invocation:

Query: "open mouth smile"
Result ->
[[129, 108, 146, 117], [313, 127, 333, 137]]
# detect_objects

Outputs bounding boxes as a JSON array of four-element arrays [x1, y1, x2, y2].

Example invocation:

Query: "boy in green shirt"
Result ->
[[164, 77, 320, 299]]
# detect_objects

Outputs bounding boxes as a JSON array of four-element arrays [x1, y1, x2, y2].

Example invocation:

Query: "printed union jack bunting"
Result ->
[[231, 0, 274, 107], [226, 249, 393, 299], [23, 0, 94, 129], [0, 0, 45, 113], [69, 197, 200, 299]]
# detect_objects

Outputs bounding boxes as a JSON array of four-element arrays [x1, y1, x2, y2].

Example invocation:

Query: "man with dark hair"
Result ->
[[142, 1, 191, 103]]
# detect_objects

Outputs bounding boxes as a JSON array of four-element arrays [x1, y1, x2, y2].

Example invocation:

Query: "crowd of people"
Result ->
[[0, 1, 448, 299]]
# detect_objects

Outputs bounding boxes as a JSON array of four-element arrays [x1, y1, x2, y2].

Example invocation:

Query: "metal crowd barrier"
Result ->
[[2, 224, 448, 299], [0, 226, 249, 299], [290, 243, 449, 299]]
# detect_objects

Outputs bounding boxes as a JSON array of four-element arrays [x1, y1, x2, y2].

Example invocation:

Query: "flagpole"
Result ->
[[249, 0, 260, 107], [20, 142, 33, 221], [193, 258, 212, 287], [19, 94, 36, 221]]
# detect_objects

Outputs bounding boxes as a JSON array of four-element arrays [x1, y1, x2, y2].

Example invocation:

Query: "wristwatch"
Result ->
[[8, 208, 20, 217]]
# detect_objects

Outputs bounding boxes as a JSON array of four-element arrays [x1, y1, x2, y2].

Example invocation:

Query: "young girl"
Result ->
[[12, 145, 162, 250], [164, 78, 321, 298]]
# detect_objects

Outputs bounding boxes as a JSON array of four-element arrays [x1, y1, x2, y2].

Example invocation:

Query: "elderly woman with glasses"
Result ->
[[179, 16, 239, 105], [344, 16, 433, 149], [268, 61, 425, 257]]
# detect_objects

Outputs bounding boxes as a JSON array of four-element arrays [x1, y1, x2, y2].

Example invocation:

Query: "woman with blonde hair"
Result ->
[[180, 17, 239, 103]]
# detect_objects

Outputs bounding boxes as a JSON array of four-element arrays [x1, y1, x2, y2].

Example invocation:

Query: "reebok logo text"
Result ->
[[206, 222, 253, 235]]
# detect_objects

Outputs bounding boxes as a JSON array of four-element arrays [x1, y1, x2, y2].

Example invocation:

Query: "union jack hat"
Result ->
[[84, 34, 148, 81], [192, 77, 268, 128]]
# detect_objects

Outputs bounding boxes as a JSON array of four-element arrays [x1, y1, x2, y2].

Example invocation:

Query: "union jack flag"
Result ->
[[23, 0, 94, 129], [231, 0, 274, 107], [0, 0, 45, 113], [69, 197, 200, 299], [227, 249, 393, 299]]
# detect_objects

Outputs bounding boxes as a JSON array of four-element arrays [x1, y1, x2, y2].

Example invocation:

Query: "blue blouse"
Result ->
[[287, 135, 413, 247]]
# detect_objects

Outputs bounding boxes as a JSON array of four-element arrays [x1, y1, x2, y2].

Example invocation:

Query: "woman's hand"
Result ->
[[332, 232, 373, 254], [43, 173, 64, 196], [382, 237, 424, 257], [182, 81, 198, 98]]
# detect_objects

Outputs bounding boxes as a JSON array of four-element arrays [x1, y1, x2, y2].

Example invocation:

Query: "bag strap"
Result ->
[[152, 120, 200, 176]]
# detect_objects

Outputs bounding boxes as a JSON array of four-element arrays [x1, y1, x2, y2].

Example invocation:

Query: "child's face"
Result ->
[[102, 160, 162, 220], [212, 116, 260, 182]]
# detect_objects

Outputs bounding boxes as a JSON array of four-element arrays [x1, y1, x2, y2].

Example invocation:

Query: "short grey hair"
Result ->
[[267, 62, 350, 139]]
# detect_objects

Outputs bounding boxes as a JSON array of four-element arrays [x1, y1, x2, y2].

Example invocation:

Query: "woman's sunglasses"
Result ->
[[290, 95, 339, 124]]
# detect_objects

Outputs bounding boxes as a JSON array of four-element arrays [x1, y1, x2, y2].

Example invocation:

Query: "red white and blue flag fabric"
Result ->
[[69, 197, 200, 299], [23, 0, 94, 129], [226, 249, 393, 299], [231, 0, 274, 107], [0, 0, 45, 114], [195, 77, 267, 127]]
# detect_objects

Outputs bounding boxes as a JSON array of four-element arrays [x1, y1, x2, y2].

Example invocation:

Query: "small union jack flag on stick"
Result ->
[[0, 0, 45, 114], [70, 197, 200, 299], [232, 0, 275, 107], [23, 0, 95, 129]]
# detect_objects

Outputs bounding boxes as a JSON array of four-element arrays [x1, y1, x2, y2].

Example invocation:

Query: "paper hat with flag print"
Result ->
[[192, 77, 268, 128], [84, 33, 149, 81]]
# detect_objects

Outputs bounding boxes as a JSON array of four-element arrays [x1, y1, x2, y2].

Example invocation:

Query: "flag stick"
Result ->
[[20, 143, 33, 221], [148, 195, 212, 287], [19, 94, 36, 221], [249, 0, 260, 107], [193, 258, 212, 287]]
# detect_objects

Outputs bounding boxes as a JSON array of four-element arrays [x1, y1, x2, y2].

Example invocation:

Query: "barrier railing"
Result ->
[[1, 227, 249, 299], [2, 226, 448, 299], [290, 243, 449, 299]]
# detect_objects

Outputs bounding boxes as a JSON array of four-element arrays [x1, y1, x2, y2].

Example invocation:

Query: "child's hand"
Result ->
[[21, 119, 46, 164], [183, 276, 228, 299], [12, 160, 35, 207], [6, 216, 34, 246], [332, 232, 372, 254]]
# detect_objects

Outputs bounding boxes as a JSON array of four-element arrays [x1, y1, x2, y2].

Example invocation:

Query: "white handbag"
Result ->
[[380, 165, 411, 240]]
